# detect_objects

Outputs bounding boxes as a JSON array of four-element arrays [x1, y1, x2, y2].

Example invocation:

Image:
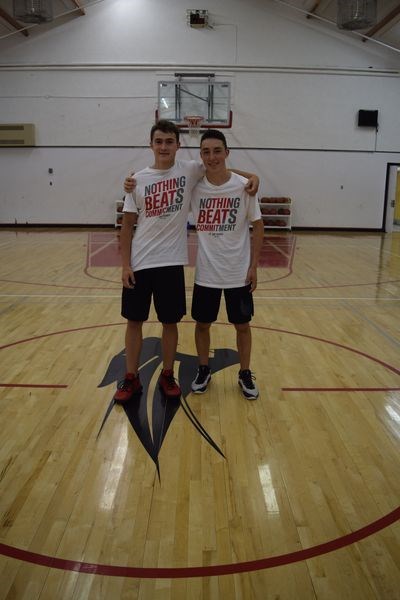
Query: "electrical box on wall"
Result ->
[[0, 123, 36, 146], [187, 9, 208, 28]]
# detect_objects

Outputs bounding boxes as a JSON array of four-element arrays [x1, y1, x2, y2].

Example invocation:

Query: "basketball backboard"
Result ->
[[157, 74, 232, 129]]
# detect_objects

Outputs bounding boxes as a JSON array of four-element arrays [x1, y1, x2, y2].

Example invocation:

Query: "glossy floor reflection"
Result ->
[[0, 229, 399, 600]]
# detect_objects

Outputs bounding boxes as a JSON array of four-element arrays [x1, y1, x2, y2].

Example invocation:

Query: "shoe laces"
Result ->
[[240, 369, 255, 388], [196, 365, 210, 382], [118, 376, 135, 391]]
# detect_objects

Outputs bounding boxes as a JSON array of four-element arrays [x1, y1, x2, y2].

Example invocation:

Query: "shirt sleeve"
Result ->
[[248, 195, 262, 222], [123, 192, 138, 214], [195, 160, 206, 179], [187, 160, 205, 181]]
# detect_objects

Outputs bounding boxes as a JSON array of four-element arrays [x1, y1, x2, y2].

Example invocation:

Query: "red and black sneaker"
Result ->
[[158, 369, 181, 398], [114, 373, 142, 403]]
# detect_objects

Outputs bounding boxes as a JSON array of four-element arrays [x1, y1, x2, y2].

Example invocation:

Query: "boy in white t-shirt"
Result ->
[[115, 120, 259, 403], [190, 130, 264, 400]]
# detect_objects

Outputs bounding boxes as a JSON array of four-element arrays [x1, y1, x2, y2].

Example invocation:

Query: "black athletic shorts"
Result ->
[[191, 283, 254, 324], [121, 265, 186, 323]]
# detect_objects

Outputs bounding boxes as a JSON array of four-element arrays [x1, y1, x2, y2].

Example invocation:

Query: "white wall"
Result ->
[[0, 0, 399, 227], [1, 69, 399, 151], [0, 146, 398, 228]]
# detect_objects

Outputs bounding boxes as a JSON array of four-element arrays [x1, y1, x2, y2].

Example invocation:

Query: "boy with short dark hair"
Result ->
[[190, 129, 264, 399], [116, 120, 260, 402], [116, 120, 201, 402]]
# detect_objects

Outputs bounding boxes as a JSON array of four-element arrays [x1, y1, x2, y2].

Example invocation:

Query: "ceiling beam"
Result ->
[[362, 3, 400, 41], [0, 7, 29, 36], [70, 1, 86, 16]]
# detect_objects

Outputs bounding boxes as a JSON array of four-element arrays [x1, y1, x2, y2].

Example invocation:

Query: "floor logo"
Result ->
[[97, 337, 239, 476]]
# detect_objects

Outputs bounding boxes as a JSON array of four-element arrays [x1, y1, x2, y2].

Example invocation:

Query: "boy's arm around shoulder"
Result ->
[[229, 168, 259, 196]]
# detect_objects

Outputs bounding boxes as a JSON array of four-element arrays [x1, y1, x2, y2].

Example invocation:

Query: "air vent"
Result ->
[[0, 124, 36, 146]]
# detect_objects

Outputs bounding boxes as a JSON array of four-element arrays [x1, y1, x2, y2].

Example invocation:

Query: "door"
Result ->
[[384, 164, 400, 233], [394, 169, 400, 227]]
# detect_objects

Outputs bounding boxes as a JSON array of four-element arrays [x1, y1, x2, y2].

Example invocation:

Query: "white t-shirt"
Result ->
[[123, 159, 204, 271], [191, 172, 262, 288]]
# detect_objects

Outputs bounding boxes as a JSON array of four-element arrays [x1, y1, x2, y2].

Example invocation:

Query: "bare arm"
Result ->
[[246, 219, 264, 292], [120, 211, 138, 288]]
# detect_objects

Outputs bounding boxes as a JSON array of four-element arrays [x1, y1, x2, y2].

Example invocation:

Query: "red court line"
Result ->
[[0, 383, 67, 389], [0, 323, 124, 351], [259, 236, 296, 270], [258, 237, 296, 280], [87, 233, 121, 268], [0, 322, 399, 577], [262, 326, 400, 378], [89, 232, 117, 242], [283, 387, 400, 392], [84, 233, 121, 284], [0, 506, 399, 578]]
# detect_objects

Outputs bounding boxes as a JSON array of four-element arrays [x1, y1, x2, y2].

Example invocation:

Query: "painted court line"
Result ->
[[1, 294, 400, 301], [1, 323, 399, 577], [1, 506, 399, 577], [341, 299, 400, 348], [88, 238, 118, 261], [0, 383, 68, 389], [282, 387, 400, 392]]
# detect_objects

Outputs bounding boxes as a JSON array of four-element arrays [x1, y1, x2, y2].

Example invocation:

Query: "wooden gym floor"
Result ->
[[0, 228, 399, 600]]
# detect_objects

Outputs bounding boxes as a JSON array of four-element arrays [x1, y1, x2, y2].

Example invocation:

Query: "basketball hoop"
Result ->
[[184, 115, 204, 138]]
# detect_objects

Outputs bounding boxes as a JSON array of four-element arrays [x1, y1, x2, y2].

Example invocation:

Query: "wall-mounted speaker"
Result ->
[[358, 109, 378, 128]]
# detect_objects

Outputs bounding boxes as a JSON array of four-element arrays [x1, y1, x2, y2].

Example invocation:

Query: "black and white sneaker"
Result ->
[[238, 369, 259, 400], [191, 365, 211, 394]]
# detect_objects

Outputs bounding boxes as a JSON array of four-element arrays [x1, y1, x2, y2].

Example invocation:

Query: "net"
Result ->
[[184, 116, 204, 138]]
